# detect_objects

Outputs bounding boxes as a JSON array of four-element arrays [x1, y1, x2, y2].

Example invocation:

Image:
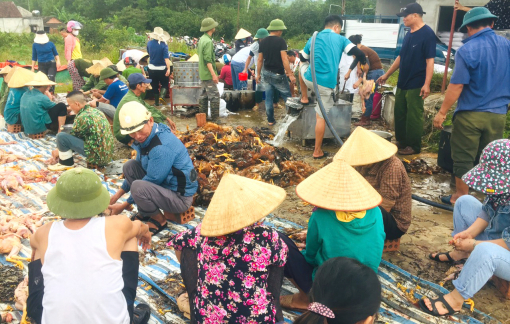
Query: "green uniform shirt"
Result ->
[[72, 105, 114, 166], [122, 67, 143, 80], [114, 90, 167, 144], [81, 75, 107, 92], [302, 207, 385, 276], [73, 58, 93, 78], [19, 89, 56, 134], [198, 33, 216, 81]]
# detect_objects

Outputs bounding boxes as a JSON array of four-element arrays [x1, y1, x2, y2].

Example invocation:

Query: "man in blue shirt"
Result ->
[[108, 102, 198, 234], [433, 7, 510, 206], [377, 3, 436, 155], [299, 15, 367, 159], [89, 67, 128, 119]]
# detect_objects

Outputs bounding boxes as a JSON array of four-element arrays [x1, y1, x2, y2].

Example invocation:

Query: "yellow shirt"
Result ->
[[72, 39, 82, 60]]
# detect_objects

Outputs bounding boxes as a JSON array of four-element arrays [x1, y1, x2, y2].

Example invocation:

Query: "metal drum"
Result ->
[[223, 91, 241, 112], [239, 90, 255, 110], [173, 61, 200, 86]]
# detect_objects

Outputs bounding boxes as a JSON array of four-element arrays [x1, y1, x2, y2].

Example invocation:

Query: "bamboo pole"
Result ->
[[441, 0, 459, 94]]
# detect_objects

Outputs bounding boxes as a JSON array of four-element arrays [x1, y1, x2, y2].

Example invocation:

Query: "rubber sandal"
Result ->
[[147, 218, 167, 235], [268, 122, 276, 126], [280, 294, 308, 312], [133, 303, 151, 324], [313, 151, 330, 160], [131, 213, 150, 222], [419, 295, 459, 317], [440, 195, 453, 205], [428, 251, 454, 263]]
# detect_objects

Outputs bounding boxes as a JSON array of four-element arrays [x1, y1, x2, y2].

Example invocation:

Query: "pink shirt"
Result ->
[[64, 34, 76, 61]]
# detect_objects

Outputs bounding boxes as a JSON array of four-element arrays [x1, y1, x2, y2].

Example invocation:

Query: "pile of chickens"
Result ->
[[402, 157, 442, 175], [178, 123, 316, 206]]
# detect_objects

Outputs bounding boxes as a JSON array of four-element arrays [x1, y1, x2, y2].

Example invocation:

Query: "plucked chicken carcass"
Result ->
[[353, 72, 375, 114], [0, 171, 31, 196], [0, 149, 27, 165], [0, 234, 26, 269], [14, 276, 29, 324]]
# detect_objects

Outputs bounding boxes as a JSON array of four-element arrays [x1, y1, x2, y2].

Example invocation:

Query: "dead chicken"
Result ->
[[0, 149, 27, 165], [0, 171, 31, 196], [353, 72, 375, 114], [0, 234, 28, 269], [14, 276, 29, 324]]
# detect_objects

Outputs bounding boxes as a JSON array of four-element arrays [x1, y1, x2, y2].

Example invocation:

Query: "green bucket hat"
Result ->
[[267, 19, 287, 31], [99, 67, 118, 80], [459, 7, 498, 32], [201, 17, 219, 32], [47, 168, 110, 219], [254, 28, 269, 40]]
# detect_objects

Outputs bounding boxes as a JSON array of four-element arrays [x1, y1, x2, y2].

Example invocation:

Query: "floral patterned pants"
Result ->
[[68, 60, 85, 90]]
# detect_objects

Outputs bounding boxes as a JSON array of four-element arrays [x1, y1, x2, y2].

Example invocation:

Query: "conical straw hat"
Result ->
[[86, 62, 107, 76], [187, 54, 199, 62], [201, 173, 286, 237], [334, 127, 397, 166], [4, 66, 19, 83], [116, 60, 127, 72], [8, 68, 35, 88], [92, 57, 114, 67], [296, 159, 382, 211], [235, 28, 252, 40], [0, 66, 12, 75], [25, 71, 56, 86]]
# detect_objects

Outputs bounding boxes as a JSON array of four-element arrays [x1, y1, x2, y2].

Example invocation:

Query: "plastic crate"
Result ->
[[27, 132, 45, 139], [492, 276, 510, 299], [7, 124, 22, 133], [383, 238, 401, 252], [164, 206, 195, 225]]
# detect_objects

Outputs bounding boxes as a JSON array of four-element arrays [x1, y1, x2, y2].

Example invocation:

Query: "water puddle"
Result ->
[[268, 114, 299, 147]]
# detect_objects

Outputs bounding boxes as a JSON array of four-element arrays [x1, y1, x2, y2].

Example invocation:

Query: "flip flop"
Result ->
[[280, 294, 308, 312], [419, 295, 459, 317], [313, 151, 330, 160], [268, 122, 276, 126], [131, 213, 150, 222], [147, 218, 167, 235], [428, 251, 454, 263], [133, 303, 151, 324], [440, 195, 453, 205]]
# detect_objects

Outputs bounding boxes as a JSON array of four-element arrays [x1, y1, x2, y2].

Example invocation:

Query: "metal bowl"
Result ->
[[61, 124, 73, 134], [370, 130, 393, 142]]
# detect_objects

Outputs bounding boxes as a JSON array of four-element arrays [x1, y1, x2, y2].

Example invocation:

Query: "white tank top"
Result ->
[[41, 217, 130, 324]]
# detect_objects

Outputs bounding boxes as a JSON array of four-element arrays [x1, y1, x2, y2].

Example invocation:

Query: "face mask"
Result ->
[[72, 30, 79, 36]]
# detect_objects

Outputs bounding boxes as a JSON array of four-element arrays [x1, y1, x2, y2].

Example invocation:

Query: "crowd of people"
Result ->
[[0, 1, 509, 323]]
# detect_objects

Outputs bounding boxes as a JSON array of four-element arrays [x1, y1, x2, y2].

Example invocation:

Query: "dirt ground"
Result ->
[[120, 98, 510, 322]]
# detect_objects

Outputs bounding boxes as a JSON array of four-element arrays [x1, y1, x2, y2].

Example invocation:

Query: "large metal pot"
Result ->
[[173, 61, 200, 86], [239, 90, 255, 110]]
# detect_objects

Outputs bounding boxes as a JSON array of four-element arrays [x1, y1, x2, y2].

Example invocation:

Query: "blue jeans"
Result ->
[[261, 69, 291, 124], [56, 132, 86, 156], [363, 69, 384, 117], [230, 61, 247, 90], [451, 195, 510, 298]]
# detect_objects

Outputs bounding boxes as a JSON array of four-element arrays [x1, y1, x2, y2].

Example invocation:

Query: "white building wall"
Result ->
[[0, 17, 43, 33], [376, 0, 487, 33]]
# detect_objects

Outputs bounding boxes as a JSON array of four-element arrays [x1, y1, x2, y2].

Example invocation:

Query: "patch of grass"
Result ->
[[287, 35, 310, 51], [504, 112, 510, 139], [55, 83, 73, 93]]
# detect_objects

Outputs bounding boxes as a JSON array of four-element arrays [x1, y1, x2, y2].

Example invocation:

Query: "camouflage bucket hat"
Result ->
[[47, 168, 110, 219], [462, 139, 510, 195]]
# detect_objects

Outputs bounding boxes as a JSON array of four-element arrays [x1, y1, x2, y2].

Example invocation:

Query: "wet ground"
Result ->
[[116, 98, 510, 322]]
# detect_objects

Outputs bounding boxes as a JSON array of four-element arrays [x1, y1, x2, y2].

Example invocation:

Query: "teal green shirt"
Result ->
[[198, 33, 216, 81], [302, 207, 385, 276], [20, 89, 56, 134]]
